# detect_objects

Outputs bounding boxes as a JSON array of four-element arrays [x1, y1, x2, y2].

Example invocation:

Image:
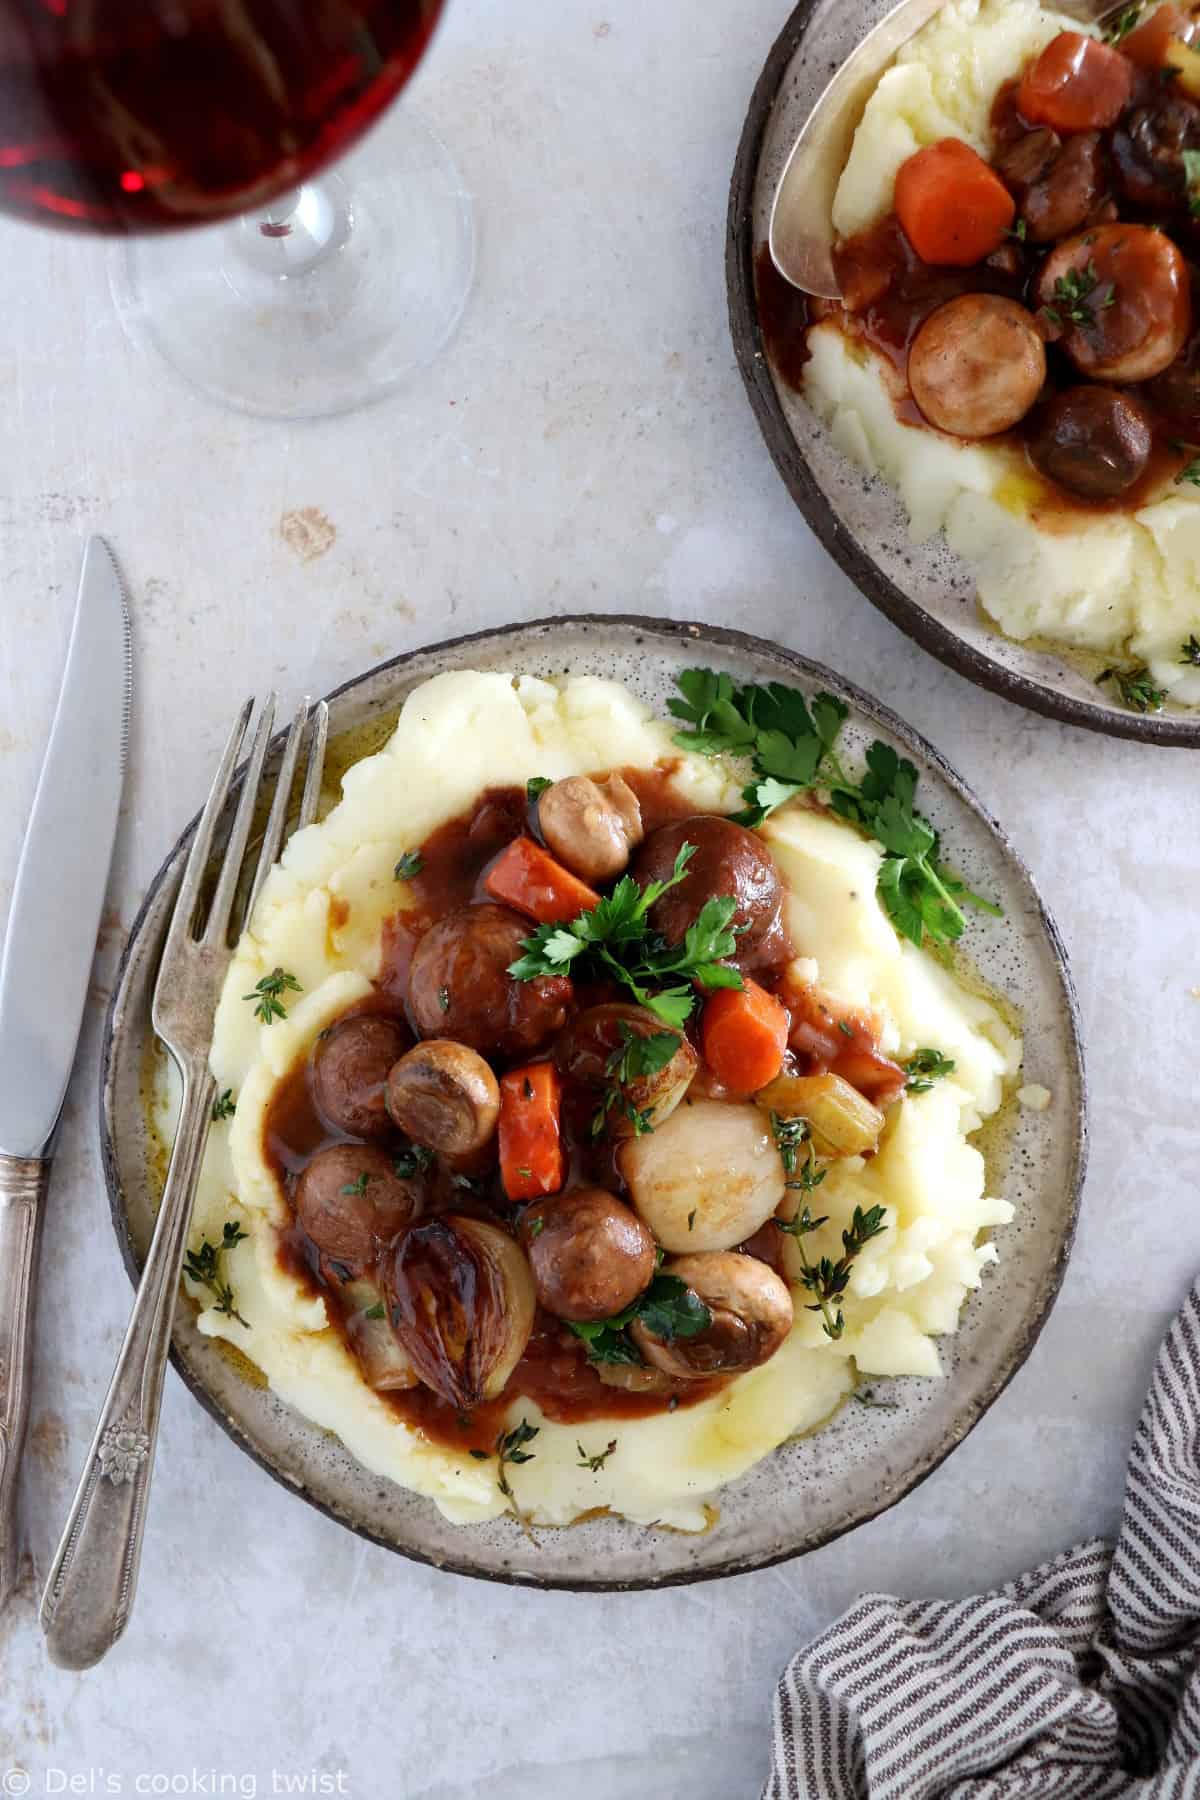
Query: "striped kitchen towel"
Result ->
[[764, 1282, 1200, 1797]]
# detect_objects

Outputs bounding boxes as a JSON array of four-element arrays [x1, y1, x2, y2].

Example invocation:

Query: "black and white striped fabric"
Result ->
[[765, 1284, 1200, 1798]]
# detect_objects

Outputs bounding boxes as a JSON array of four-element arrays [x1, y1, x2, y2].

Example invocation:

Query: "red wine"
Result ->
[[0, 0, 445, 234]]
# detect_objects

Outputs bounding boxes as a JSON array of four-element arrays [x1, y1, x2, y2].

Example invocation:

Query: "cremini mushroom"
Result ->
[[294, 1143, 424, 1278], [537, 773, 644, 883], [385, 1039, 501, 1157], [521, 1186, 656, 1322], [630, 1252, 793, 1380]]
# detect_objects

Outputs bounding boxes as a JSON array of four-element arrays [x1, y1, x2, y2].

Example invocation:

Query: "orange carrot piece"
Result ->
[[499, 1063, 565, 1202], [894, 139, 1016, 267], [485, 836, 600, 926], [701, 980, 789, 1095], [1121, 4, 1190, 68], [1017, 32, 1134, 133]]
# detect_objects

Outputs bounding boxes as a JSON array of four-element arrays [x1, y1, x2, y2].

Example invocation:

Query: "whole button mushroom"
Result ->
[[520, 1187, 657, 1322], [1029, 387, 1153, 501], [537, 774, 644, 884], [1035, 224, 1191, 384], [294, 1142, 425, 1278], [632, 816, 784, 963], [311, 1015, 413, 1140], [908, 295, 1047, 439], [385, 1039, 500, 1157], [630, 1252, 793, 1379], [408, 903, 572, 1059]]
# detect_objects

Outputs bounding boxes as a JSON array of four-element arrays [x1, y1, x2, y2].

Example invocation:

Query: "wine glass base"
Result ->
[[111, 107, 475, 421]]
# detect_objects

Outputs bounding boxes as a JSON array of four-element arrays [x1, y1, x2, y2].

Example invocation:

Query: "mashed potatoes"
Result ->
[[167, 673, 1020, 1533], [805, 0, 1200, 701]]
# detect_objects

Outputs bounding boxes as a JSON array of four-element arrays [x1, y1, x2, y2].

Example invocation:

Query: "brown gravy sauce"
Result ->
[[263, 766, 743, 1454]]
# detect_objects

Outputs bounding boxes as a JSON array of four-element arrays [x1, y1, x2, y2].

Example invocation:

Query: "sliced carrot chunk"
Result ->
[[701, 979, 789, 1095], [894, 139, 1016, 267], [484, 836, 600, 925], [1017, 32, 1134, 133], [499, 1063, 565, 1202]]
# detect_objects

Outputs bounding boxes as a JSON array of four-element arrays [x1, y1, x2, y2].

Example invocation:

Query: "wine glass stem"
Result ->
[[238, 178, 351, 279]]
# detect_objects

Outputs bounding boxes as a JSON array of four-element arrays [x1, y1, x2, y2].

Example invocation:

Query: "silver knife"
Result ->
[[0, 537, 131, 1612]]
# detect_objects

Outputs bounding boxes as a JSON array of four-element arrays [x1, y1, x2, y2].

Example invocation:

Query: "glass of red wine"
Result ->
[[0, 1, 473, 418]]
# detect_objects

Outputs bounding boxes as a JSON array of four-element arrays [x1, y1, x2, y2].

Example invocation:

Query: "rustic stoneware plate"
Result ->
[[727, 0, 1200, 746], [100, 618, 1086, 1589]]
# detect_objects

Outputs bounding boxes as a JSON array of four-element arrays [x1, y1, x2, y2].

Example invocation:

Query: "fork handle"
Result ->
[[0, 1155, 50, 1614], [41, 1063, 212, 1670]]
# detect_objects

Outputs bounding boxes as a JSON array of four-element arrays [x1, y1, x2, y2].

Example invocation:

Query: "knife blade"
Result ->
[[0, 535, 130, 1611], [0, 536, 131, 1158]]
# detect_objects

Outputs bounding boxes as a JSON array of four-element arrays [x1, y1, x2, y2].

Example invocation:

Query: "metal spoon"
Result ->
[[769, 0, 1126, 298]]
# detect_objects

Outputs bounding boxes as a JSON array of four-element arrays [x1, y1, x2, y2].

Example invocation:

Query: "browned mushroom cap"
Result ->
[[554, 1002, 698, 1137], [537, 774, 645, 883], [294, 1143, 424, 1278], [385, 1040, 500, 1157], [384, 1215, 536, 1408], [311, 1015, 413, 1140], [521, 1187, 657, 1322], [630, 1252, 793, 1380]]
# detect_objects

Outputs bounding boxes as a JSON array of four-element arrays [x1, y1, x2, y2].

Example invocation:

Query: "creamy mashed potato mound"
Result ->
[[806, 0, 1200, 701], [168, 673, 1020, 1533]]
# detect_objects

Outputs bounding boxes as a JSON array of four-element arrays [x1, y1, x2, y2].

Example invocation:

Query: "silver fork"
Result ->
[[40, 693, 328, 1671]]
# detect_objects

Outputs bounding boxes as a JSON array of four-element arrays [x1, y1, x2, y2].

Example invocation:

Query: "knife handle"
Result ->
[[40, 1064, 211, 1670], [0, 1154, 50, 1614]]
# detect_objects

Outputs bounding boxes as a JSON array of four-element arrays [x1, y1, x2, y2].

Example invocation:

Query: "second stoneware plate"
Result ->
[[100, 617, 1085, 1589], [727, 0, 1200, 746]]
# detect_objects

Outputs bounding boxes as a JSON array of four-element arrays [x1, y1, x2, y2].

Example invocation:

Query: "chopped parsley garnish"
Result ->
[[394, 850, 424, 881], [393, 1144, 435, 1180], [363, 1301, 387, 1321], [341, 1171, 374, 1198], [243, 966, 301, 1024], [509, 842, 743, 1027], [526, 776, 553, 802], [569, 1275, 711, 1366], [211, 1088, 236, 1122], [591, 1023, 682, 1137], [903, 1048, 957, 1094], [1005, 217, 1028, 243], [576, 1438, 618, 1472], [1097, 664, 1166, 715], [183, 1221, 249, 1329], [666, 670, 999, 950], [1176, 455, 1200, 487], [1041, 262, 1115, 331], [437, 985, 451, 1013]]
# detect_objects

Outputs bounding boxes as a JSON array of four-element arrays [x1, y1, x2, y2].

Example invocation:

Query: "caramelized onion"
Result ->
[[384, 1215, 535, 1408]]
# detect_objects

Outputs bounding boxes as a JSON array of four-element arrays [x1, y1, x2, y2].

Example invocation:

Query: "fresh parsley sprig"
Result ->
[[1041, 262, 1116, 331], [508, 843, 743, 1027], [591, 1024, 682, 1138], [394, 850, 423, 881], [903, 1048, 957, 1094], [211, 1088, 236, 1122], [183, 1220, 249, 1328], [569, 1274, 711, 1366], [243, 966, 301, 1024], [1097, 664, 1166, 714], [668, 671, 998, 951]]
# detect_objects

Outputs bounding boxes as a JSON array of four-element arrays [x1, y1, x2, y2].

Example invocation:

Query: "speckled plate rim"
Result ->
[[99, 615, 1088, 1590], [726, 0, 1200, 747]]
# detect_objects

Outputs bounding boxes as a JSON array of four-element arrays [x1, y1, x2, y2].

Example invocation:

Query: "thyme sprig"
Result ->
[[183, 1220, 249, 1328]]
